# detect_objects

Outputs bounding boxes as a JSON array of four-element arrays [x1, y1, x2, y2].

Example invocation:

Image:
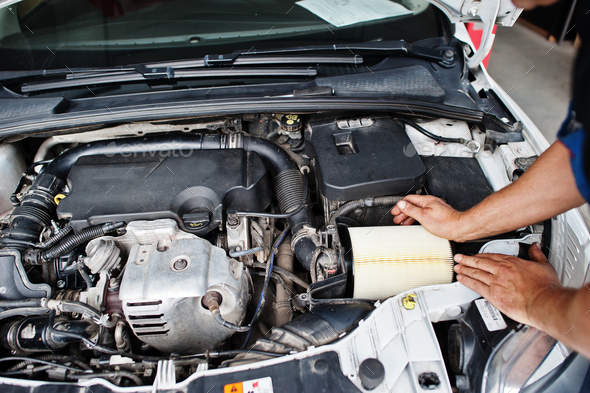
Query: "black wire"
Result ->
[[399, 118, 464, 144], [251, 271, 294, 322], [179, 349, 284, 360], [237, 175, 308, 219]]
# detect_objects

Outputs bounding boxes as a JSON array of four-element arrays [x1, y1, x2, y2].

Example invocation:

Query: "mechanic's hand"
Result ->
[[390, 195, 463, 240], [454, 243, 562, 328]]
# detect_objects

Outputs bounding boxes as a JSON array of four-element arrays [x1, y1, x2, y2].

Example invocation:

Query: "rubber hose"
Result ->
[[41, 222, 125, 261], [0, 308, 48, 321], [0, 298, 44, 308], [330, 196, 405, 226], [47, 299, 102, 321], [77, 262, 94, 289], [0, 173, 64, 247]]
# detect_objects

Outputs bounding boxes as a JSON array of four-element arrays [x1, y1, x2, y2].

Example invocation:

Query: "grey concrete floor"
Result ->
[[487, 22, 577, 143]]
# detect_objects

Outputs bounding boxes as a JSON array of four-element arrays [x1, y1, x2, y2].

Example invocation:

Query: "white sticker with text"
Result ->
[[475, 299, 508, 331]]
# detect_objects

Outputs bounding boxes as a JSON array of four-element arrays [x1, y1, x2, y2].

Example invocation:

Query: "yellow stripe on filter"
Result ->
[[349, 226, 454, 300]]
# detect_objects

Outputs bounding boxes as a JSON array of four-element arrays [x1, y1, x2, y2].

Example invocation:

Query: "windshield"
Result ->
[[0, 0, 447, 71]]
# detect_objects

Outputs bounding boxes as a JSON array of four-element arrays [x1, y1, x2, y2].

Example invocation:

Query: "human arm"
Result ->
[[390, 141, 586, 241], [454, 243, 590, 359]]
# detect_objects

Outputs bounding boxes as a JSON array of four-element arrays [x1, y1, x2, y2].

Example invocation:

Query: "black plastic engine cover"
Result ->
[[56, 150, 271, 234], [306, 116, 426, 201]]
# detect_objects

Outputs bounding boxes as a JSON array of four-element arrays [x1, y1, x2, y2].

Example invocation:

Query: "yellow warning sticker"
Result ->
[[224, 377, 273, 393], [224, 382, 243, 393]]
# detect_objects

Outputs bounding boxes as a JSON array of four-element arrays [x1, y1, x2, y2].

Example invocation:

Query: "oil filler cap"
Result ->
[[359, 358, 385, 390], [182, 211, 210, 230]]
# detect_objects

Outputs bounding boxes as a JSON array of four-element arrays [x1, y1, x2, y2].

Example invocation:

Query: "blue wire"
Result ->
[[242, 225, 289, 347]]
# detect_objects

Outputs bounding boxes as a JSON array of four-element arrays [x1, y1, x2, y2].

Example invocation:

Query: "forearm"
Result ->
[[527, 287, 590, 359], [456, 142, 585, 241]]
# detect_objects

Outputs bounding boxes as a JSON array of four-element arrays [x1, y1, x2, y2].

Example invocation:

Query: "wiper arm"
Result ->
[[234, 40, 455, 65], [21, 67, 318, 93]]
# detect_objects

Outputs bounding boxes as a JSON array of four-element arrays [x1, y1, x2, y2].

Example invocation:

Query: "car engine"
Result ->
[[0, 113, 533, 387]]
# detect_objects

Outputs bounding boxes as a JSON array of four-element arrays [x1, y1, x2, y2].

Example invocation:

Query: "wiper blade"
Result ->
[[0, 54, 360, 84], [20, 67, 318, 93], [146, 54, 363, 69]]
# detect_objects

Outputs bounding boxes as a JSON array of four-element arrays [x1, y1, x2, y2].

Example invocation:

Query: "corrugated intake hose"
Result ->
[[0, 173, 64, 248], [24, 222, 125, 264], [6, 134, 319, 270]]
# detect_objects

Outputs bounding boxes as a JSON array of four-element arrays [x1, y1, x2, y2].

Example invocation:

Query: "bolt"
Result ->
[[57, 280, 66, 289], [173, 258, 188, 271], [517, 147, 525, 154], [109, 277, 119, 288], [354, 208, 364, 216], [469, 7, 478, 16], [443, 49, 454, 61], [0, 287, 6, 294]]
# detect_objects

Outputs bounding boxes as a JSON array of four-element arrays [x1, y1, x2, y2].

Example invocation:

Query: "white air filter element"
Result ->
[[349, 226, 454, 300]]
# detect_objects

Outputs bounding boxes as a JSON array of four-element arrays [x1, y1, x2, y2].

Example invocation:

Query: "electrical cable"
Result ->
[[399, 118, 480, 153], [242, 224, 290, 347]]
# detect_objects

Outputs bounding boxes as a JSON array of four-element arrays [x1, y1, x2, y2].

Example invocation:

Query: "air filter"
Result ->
[[348, 226, 454, 300]]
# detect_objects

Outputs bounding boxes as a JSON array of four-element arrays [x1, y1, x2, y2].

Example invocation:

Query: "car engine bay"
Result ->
[[0, 112, 546, 389]]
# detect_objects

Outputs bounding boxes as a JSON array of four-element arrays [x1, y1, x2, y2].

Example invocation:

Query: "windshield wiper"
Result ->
[[230, 40, 455, 65], [14, 53, 361, 93], [20, 67, 318, 93], [10, 40, 453, 93]]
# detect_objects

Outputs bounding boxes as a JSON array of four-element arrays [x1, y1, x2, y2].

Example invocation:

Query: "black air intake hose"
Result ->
[[6, 134, 318, 270], [0, 174, 64, 249]]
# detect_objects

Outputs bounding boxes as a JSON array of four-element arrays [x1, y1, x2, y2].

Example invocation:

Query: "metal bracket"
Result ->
[[461, 0, 500, 69]]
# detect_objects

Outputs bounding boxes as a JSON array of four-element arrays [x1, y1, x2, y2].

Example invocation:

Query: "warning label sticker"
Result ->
[[224, 377, 274, 393], [475, 299, 508, 332]]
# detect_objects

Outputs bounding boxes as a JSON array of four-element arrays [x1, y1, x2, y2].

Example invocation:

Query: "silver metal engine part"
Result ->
[[98, 219, 197, 255], [119, 233, 248, 354]]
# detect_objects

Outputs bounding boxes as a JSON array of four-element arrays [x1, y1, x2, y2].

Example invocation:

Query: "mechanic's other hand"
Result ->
[[454, 243, 562, 328], [391, 195, 463, 241]]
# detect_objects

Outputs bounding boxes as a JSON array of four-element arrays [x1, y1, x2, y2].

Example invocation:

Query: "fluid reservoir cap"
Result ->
[[280, 114, 302, 133], [182, 211, 210, 230], [359, 358, 385, 390]]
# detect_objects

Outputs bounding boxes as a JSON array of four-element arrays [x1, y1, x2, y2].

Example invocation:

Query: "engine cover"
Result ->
[[306, 116, 426, 201], [119, 236, 248, 354], [56, 149, 271, 235]]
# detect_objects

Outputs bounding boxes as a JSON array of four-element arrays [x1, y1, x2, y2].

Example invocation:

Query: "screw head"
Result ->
[[173, 258, 188, 271], [57, 280, 66, 289]]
